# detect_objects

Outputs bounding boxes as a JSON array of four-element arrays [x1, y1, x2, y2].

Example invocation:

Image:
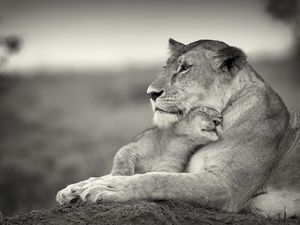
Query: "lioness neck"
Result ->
[[221, 63, 289, 132]]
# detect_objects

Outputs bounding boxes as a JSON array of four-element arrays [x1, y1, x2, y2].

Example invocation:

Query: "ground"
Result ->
[[2, 200, 300, 225]]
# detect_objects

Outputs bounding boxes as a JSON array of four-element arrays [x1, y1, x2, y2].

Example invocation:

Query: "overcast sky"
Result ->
[[0, 0, 294, 71]]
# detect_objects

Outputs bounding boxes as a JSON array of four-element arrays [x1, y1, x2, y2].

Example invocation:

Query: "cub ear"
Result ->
[[206, 46, 247, 76], [168, 38, 185, 54]]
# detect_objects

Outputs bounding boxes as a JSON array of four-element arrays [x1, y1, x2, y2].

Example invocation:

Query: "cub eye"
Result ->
[[178, 63, 192, 74]]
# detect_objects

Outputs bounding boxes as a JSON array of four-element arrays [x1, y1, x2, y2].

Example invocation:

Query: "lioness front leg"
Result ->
[[79, 172, 235, 211]]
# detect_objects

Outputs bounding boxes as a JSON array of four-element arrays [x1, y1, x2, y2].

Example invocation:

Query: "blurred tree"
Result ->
[[265, 0, 300, 77], [0, 20, 23, 95], [0, 35, 22, 66], [266, 0, 299, 23]]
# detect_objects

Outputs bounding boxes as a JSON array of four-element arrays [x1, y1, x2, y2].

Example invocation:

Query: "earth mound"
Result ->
[[2, 200, 299, 225]]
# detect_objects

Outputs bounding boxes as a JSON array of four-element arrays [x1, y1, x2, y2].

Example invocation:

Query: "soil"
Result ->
[[2, 200, 299, 225]]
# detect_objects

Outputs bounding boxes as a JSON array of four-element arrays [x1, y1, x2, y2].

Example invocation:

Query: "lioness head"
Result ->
[[147, 38, 247, 128]]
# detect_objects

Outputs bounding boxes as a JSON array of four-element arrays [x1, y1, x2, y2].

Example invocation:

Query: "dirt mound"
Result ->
[[2, 200, 299, 225]]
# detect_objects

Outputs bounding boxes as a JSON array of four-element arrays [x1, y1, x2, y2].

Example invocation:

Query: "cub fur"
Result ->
[[111, 106, 222, 175]]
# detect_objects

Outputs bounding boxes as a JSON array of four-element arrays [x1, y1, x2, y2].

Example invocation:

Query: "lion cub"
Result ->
[[111, 106, 222, 175]]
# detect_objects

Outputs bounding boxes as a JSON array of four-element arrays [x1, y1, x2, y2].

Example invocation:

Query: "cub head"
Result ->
[[175, 106, 223, 142], [147, 38, 247, 128]]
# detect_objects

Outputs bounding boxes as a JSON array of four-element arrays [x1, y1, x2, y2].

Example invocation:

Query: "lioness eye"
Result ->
[[179, 63, 192, 73]]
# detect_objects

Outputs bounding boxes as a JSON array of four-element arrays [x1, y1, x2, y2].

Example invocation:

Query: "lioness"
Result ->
[[112, 106, 222, 175], [56, 39, 300, 218]]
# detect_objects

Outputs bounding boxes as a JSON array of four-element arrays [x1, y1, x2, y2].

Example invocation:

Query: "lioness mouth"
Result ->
[[155, 107, 183, 115]]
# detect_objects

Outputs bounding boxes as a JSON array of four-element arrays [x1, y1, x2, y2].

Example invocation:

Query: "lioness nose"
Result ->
[[212, 117, 223, 126], [147, 90, 164, 102]]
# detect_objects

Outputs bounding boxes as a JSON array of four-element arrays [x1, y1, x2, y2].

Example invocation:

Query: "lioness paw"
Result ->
[[79, 176, 135, 203], [80, 185, 106, 202], [56, 177, 100, 205], [56, 184, 82, 205]]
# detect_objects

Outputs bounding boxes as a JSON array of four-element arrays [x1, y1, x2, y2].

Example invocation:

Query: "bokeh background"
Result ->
[[0, 0, 299, 216]]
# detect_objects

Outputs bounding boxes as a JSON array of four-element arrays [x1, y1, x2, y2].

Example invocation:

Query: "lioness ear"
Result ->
[[207, 46, 247, 76], [168, 38, 185, 54]]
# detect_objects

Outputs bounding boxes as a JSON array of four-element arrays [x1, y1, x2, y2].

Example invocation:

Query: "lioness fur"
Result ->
[[56, 39, 300, 218]]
